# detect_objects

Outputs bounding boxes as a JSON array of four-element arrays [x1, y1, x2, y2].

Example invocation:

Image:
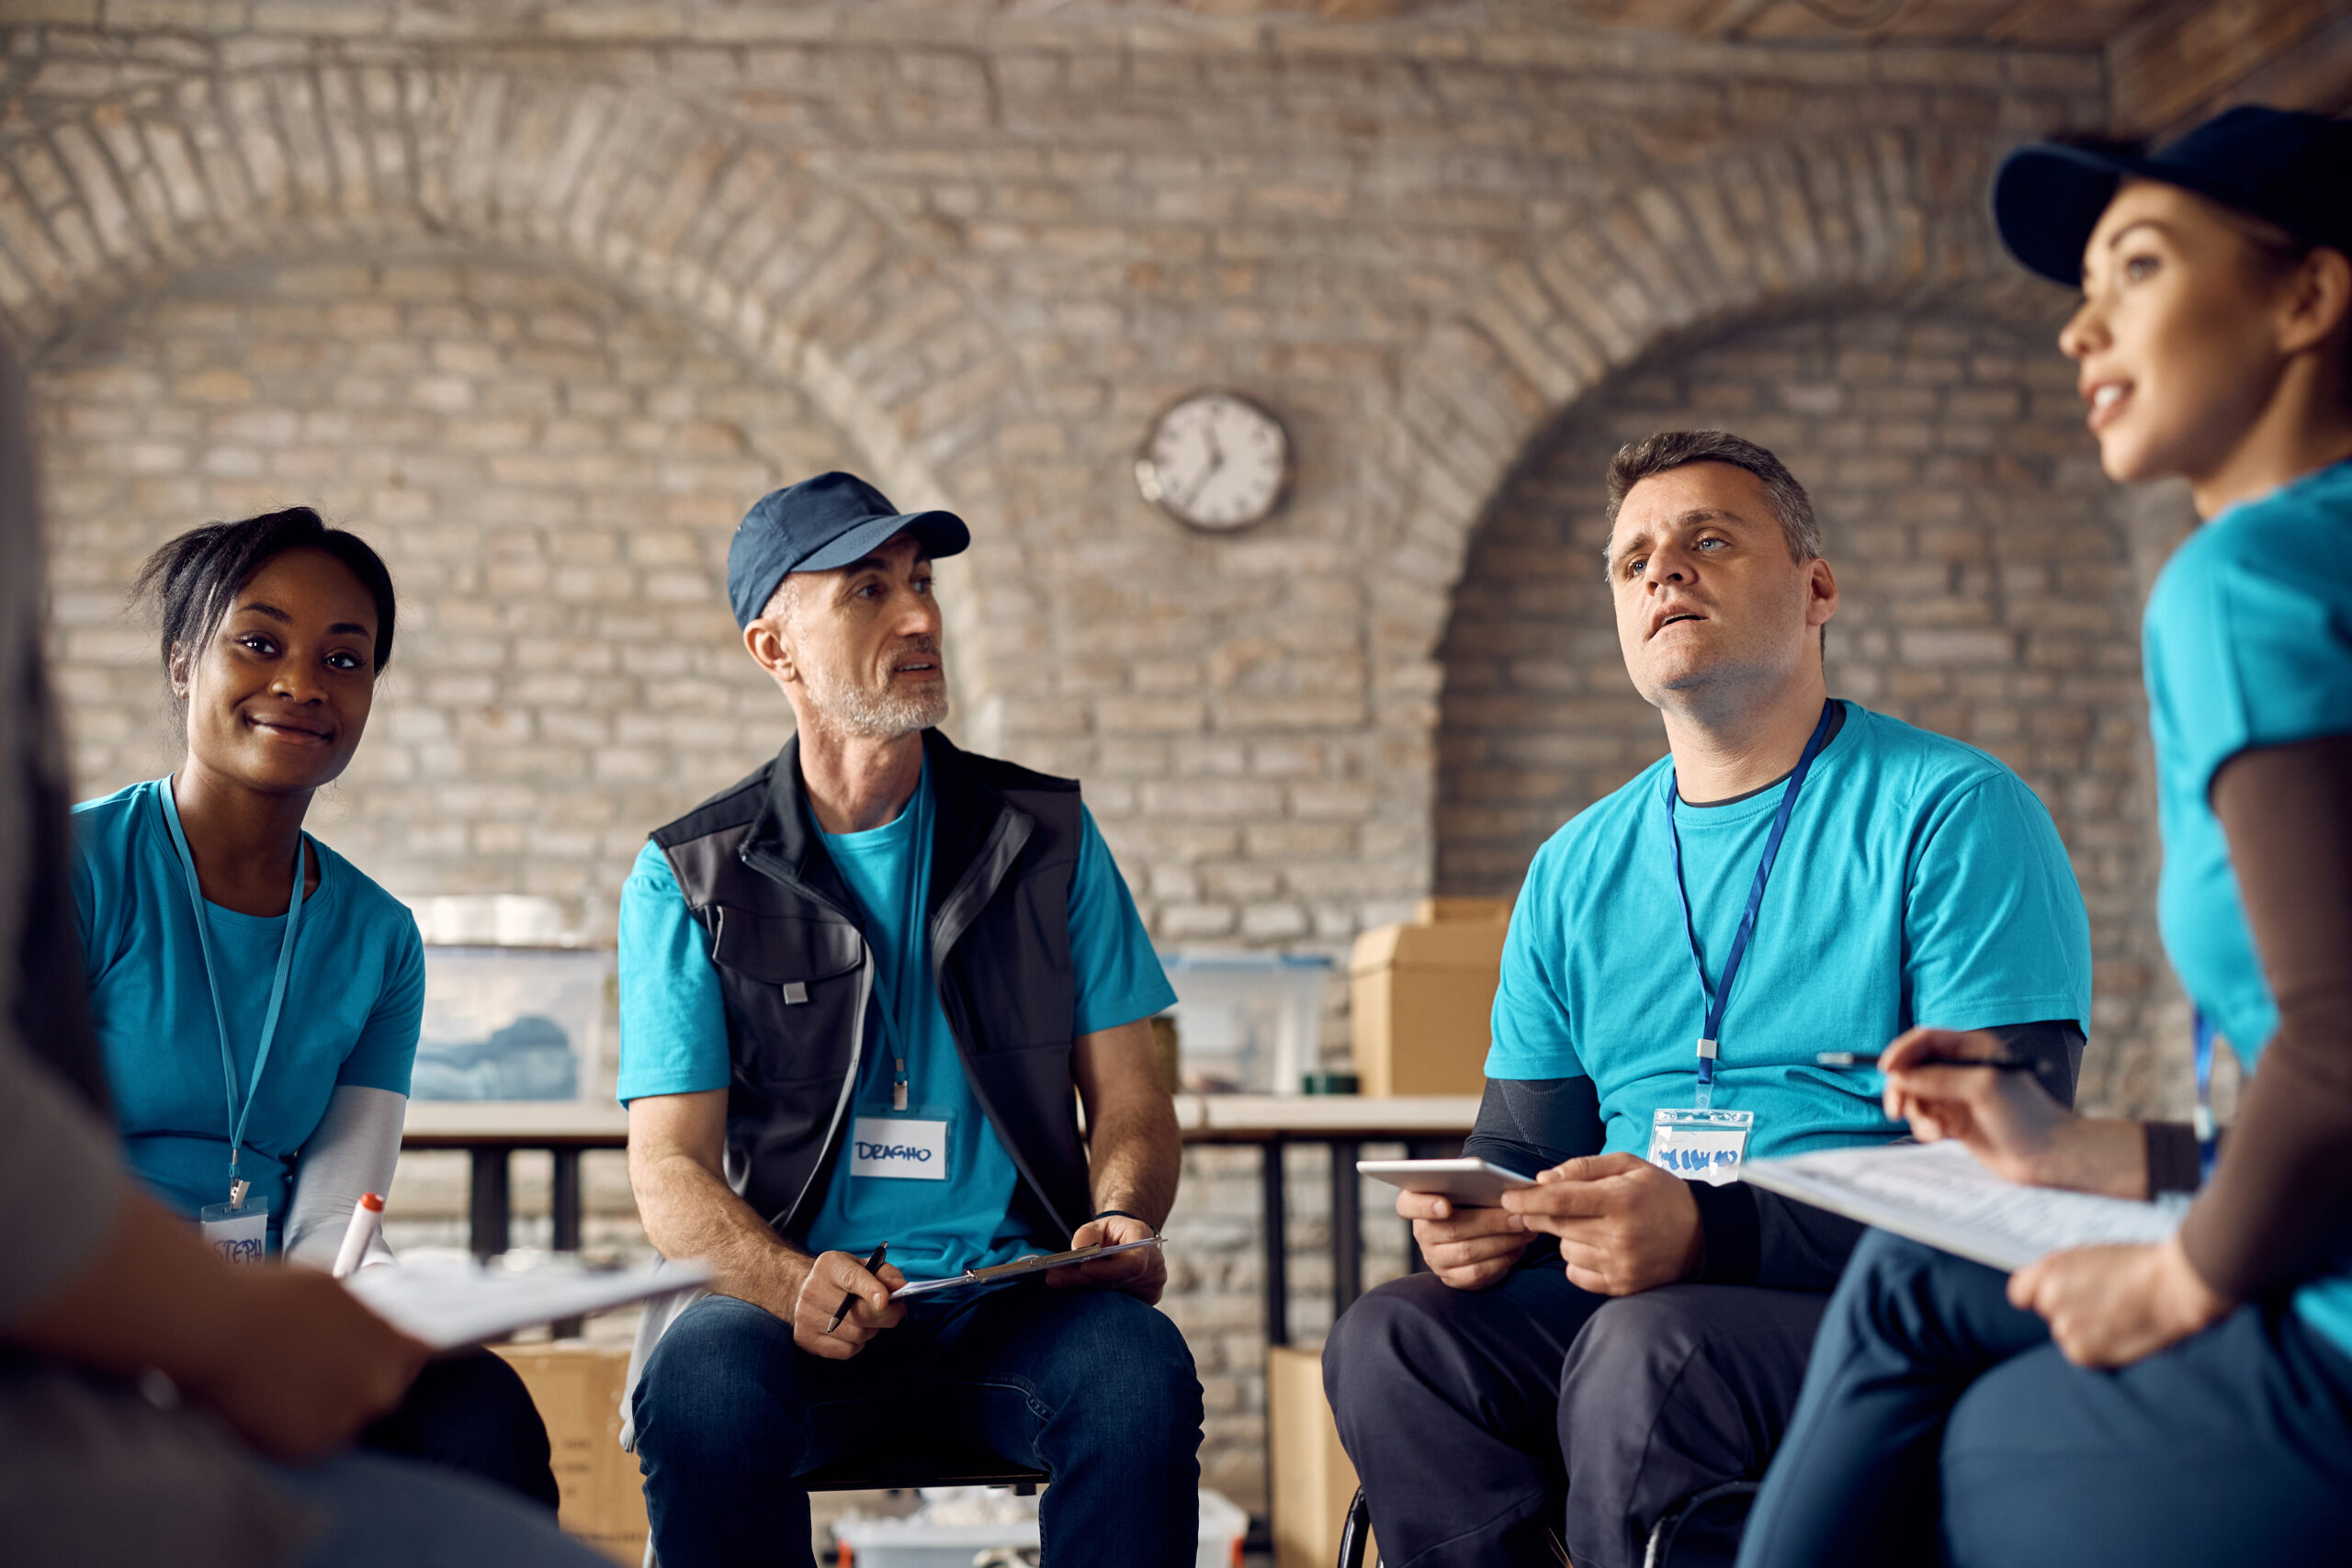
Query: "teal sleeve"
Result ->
[[337, 910, 424, 1095], [2149, 514, 2352, 797], [1482, 846, 1589, 1081], [616, 840, 732, 1104], [1901, 772, 2094, 1033], [1068, 805, 1178, 1037]]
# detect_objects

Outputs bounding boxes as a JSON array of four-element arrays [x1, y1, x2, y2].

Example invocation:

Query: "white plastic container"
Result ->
[[831, 1487, 1249, 1567], [1158, 950, 1334, 1094]]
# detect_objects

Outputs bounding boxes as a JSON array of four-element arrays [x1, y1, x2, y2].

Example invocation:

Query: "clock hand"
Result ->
[[1181, 434, 1226, 513]]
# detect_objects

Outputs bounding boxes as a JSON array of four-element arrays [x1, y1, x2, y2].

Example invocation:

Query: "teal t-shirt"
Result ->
[[616, 761, 1175, 1278], [2141, 457, 2352, 1355], [74, 779, 425, 1235], [1486, 701, 2093, 1161]]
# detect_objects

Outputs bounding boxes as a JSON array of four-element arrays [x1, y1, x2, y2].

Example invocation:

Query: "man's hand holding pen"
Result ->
[[791, 1246, 907, 1359]]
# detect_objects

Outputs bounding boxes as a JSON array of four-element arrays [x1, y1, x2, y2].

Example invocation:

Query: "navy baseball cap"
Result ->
[[1995, 106, 2352, 288], [725, 471, 969, 630]]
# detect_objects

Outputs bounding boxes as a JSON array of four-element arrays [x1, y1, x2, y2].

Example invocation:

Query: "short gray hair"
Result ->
[[1602, 430, 1822, 565], [759, 573, 804, 630]]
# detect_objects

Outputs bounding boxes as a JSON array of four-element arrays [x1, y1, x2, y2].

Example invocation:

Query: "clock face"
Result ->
[[1136, 389, 1291, 532]]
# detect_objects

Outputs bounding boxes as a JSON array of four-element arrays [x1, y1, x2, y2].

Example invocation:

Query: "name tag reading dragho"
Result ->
[[849, 1115, 950, 1180], [1647, 1107, 1757, 1186]]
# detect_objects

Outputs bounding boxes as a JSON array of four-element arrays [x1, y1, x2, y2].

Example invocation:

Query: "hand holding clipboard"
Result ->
[[891, 1235, 1165, 1300]]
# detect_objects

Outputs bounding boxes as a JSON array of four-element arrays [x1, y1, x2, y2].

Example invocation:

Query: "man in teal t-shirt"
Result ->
[[618, 472, 1201, 1568], [1325, 432, 2094, 1568]]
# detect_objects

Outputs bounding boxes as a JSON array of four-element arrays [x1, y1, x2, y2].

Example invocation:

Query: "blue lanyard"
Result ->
[[159, 778, 308, 1204], [884, 777, 931, 1113], [1664, 700, 1837, 1111]]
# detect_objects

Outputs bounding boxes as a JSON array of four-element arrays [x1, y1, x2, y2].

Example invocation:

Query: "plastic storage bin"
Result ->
[[831, 1487, 1248, 1566], [1158, 951, 1335, 1094]]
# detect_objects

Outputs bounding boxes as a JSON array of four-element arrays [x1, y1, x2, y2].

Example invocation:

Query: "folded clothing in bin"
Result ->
[[1159, 950, 1334, 1094], [832, 1486, 1249, 1567]]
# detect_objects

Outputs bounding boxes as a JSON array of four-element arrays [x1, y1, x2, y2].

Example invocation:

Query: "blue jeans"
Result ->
[[632, 1281, 1204, 1568], [1738, 1229, 2352, 1568]]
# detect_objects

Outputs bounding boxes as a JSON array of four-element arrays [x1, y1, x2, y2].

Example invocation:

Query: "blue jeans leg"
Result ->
[[1736, 1229, 2044, 1568], [632, 1285, 1204, 1568], [926, 1284, 1204, 1568], [1938, 1296, 2352, 1564], [632, 1295, 823, 1568]]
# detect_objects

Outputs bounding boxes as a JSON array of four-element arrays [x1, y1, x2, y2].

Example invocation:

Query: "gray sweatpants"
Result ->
[[1322, 1259, 1826, 1568]]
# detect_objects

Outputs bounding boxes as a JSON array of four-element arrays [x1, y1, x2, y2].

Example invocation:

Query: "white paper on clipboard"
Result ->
[[889, 1235, 1164, 1300]]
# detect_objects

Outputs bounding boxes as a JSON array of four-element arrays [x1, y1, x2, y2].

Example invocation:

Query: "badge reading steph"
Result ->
[[198, 1204, 270, 1265], [849, 1115, 950, 1180]]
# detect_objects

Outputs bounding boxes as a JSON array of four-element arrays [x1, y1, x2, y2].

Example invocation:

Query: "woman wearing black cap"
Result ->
[[1736, 106, 2352, 1566]]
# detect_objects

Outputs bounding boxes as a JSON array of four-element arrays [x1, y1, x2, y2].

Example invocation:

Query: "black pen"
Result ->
[[1815, 1051, 2035, 1071], [826, 1241, 888, 1334]]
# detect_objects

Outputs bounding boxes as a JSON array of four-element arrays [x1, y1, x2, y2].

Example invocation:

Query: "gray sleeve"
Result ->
[[283, 1085, 405, 1270], [0, 1028, 128, 1325], [1461, 1076, 1606, 1176], [1990, 1019, 2086, 1110]]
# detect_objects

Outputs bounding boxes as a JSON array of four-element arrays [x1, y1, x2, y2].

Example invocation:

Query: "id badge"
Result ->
[[849, 1108, 951, 1181], [198, 1194, 270, 1265], [1647, 1108, 1755, 1185]]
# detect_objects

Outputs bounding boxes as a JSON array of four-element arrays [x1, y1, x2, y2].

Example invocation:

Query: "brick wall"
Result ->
[[40, 251, 852, 928], [6, 0, 2165, 1517], [1438, 303, 2184, 1115]]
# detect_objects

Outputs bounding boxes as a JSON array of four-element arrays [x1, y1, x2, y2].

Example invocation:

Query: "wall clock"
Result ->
[[1134, 389, 1292, 533]]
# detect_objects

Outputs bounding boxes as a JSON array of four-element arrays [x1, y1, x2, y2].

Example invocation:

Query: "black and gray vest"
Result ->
[[650, 728, 1093, 1248]]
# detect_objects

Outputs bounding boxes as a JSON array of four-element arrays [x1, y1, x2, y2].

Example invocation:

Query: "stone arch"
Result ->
[[1361, 125, 2062, 908], [0, 63, 1034, 723]]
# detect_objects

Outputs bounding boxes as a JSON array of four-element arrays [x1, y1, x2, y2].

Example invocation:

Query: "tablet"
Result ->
[[1357, 1157, 1539, 1207]]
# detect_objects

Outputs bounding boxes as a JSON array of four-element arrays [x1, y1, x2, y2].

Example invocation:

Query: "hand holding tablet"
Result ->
[[1358, 1156, 1539, 1208]]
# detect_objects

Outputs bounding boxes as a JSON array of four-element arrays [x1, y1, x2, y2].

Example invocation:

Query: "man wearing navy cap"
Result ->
[[616, 473, 1203, 1568]]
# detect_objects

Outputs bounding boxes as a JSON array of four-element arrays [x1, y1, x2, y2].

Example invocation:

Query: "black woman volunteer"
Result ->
[[73, 507, 558, 1507], [1737, 107, 2352, 1566]]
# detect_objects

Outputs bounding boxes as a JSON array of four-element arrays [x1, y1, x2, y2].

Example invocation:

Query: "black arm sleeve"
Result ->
[[1688, 1018, 2088, 1291], [1461, 1076, 1605, 1175]]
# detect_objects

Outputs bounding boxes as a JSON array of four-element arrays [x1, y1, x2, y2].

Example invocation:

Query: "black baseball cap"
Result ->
[[725, 471, 969, 630], [1994, 106, 2352, 288]]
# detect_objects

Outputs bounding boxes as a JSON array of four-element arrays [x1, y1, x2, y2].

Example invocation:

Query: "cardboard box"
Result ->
[[1267, 1345, 1373, 1568], [492, 1341, 649, 1566], [1349, 897, 1510, 1097]]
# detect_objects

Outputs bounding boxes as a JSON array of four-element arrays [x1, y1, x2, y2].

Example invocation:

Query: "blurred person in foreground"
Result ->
[[1739, 106, 2352, 1568]]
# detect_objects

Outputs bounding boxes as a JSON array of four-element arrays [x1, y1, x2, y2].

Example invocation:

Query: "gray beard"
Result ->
[[800, 665, 948, 741]]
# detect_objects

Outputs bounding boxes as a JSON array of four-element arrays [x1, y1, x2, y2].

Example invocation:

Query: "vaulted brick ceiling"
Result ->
[[1559, 0, 2166, 44], [1071, 0, 2352, 134]]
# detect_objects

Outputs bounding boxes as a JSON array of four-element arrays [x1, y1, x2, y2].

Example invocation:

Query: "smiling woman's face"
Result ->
[[2062, 179, 2300, 489], [175, 547, 379, 795]]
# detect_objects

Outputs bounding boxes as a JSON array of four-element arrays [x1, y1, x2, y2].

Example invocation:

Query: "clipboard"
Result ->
[[888, 1235, 1164, 1300]]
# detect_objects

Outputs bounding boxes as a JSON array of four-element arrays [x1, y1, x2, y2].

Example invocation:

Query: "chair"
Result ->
[[1336, 1485, 1376, 1568], [800, 1446, 1048, 1496], [1640, 1480, 1758, 1568], [644, 1448, 1050, 1567], [1334, 1479, 1761, 1568]]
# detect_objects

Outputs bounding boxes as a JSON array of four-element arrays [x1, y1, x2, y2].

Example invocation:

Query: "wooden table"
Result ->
[[401, 1093, 1481, 1343]]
